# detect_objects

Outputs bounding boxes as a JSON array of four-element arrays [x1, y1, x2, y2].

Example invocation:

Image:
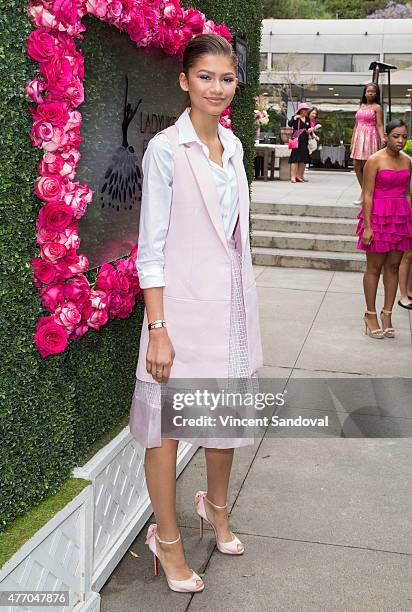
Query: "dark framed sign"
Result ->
[[233, 36, 247, 87]]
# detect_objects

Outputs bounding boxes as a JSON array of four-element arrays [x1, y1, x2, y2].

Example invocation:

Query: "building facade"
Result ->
[[260, 19, 412, 117]]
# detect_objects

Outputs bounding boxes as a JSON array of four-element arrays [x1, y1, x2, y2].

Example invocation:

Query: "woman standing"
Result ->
[[288, 102, 314, 183], [356, 119, 412, 339], [398, 250, 412, 309], [351, 83, 385, 205], [129, 34, 263, 592], [308, 106, 321, 158]]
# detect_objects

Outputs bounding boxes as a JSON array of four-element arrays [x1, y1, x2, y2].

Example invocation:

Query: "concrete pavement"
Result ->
[[101, 262, 412, 612]]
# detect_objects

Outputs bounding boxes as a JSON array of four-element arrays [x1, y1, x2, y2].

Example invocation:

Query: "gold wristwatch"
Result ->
[[148, 319, 166, 330]]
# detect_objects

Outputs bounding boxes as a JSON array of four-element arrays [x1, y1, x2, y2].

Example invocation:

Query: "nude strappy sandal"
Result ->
[[380, 309, 395, 338], [363, 310, 385, 339]]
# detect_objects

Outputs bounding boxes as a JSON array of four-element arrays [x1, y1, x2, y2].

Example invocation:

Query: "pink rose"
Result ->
[[86, 0, 109, 18], [52, 0, 79, 27], [90, 289, 110, 310], [31, 120, 54, 146], [38, 202, 73, 231], [35, 174, 65, 202], [29, 5, 58, 30], [27, 29, 57, 63], [64, 182, 92, 219], [107, 289, 132, 319], [80, 299, 93, 321], [96, 264, 129, 292], [96, 263, 117, 291], [40, 241, 67, 262], [212, 22, 232, 41], [57, 226, 80, 249], [25, 77, 46, 103], [53, 259, 74, 282], [183, 8, 205, 34], [107, 0, 122, 18], [36, 226, 59, 244], [42, 126, 69, 151], [31, 257, 57, 284], [64, 79, 84, 107], [31, 101, 70, 127], [67, 253, 88, 274], [162, 0, 183, 24], [64, 110, 82, 131], [69, 323, 89, 339], [63, 275, 91, 306], [40, 282, 65, 312], [65, 130, 83, 148], [87, 307, 108, 330], [116, 257, 141, 295], [61, 148, 81, 165], [35, 316, 69, 358], [54, 301, 82, 332], [40, 54, 73, 91], [39, 152, 74, 178]]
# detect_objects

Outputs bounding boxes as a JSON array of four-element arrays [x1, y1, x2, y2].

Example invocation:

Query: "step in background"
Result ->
[[251, 200, 365, 272]]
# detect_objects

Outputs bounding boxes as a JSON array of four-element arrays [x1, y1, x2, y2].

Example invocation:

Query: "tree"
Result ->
[[322, 0, 386, 18], [263, 0, 331, 18], [263, 0, 412, 18], [266, 52, 316, 125]]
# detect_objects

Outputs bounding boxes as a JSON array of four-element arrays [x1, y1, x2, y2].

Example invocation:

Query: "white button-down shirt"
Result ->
[[136, 107, 243, 289]]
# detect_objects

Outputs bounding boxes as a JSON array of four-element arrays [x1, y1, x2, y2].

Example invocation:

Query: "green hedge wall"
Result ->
[[0, 0, 263, 533]]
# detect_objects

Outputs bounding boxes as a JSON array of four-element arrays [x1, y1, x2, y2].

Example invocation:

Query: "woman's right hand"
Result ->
[[146, 328, 175, 383], [362, 228, 374, 246]]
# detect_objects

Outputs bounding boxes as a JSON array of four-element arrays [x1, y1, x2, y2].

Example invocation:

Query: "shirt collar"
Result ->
[[175, 106, 237, 157]]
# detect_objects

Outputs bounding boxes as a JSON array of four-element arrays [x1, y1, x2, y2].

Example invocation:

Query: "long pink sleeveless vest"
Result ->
[[135, 123, 263, 383]]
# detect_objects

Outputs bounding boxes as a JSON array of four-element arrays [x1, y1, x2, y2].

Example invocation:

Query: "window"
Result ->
[[324, 54, 352, 72], [260, 53, 269, 71], [384, 54, 412, 69], [352, 54, 379, 72], [271, 53, 324, 72]]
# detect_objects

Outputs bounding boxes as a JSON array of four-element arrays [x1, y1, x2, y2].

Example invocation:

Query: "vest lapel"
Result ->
[[184, 142, 229, 254], [230, 143, 250, 259]]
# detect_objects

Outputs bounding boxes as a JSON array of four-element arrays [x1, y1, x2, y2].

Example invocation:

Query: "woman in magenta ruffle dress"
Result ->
[[357, 119, 412, 339], [351, 83, 385, 205]]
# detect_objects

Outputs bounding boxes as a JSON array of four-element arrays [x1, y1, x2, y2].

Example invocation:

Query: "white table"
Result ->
[[254, 144, 291, 181]]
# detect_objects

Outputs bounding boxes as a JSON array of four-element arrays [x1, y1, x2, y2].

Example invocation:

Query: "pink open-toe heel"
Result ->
[[194, 491, 244, 555], [145, 524, 204, 593]]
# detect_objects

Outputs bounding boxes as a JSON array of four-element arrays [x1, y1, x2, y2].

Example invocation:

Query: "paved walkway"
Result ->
[[101, 172, 412, 612], [251, 169, 361, 207]]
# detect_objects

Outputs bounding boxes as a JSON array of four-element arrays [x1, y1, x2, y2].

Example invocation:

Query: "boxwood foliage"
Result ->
[[0, 0, 263, 534]]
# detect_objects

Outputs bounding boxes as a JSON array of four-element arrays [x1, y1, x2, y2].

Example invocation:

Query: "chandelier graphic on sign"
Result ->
[[100, 76, 143, 213]]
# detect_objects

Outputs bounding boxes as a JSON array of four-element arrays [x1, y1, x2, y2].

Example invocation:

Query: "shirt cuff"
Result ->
[[136, 261, 166, 289]]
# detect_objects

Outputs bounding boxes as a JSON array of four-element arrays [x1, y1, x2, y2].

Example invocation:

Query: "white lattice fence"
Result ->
[[0, 429, 197, 610]]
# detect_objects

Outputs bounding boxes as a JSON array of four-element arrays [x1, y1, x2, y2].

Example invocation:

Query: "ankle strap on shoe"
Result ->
[[365, 310, 377, 315], [381, 309, 392, 315], [155, 531, 181, 545], [205, 496, 227, 510]]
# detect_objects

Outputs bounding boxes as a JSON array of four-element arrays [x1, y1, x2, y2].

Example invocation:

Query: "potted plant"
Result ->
[[254, 95, 269, 143]]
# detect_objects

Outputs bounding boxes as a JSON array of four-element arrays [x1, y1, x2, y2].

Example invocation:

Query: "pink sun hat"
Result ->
[[297, 102, 312, 111]]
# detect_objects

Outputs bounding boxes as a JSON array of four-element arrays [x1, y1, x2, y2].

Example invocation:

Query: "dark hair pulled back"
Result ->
[[385, 118, 407, 135], [180, 34, 238, 111]]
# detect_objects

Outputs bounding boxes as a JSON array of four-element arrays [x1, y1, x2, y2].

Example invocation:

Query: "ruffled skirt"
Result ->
[[129, 237, 258, 448], [350, 125, 380, 161], [356, 195, 412, 252]]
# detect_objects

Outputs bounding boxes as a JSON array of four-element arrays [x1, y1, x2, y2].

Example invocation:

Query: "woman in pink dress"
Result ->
[[357, 119, 412, 339], [351, 83, 385, 204]]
